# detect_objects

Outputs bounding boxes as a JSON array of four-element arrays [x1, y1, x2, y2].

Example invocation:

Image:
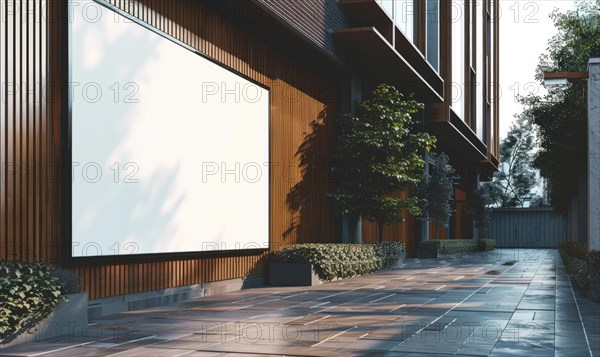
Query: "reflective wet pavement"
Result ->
[[1, 249, 599, 356]]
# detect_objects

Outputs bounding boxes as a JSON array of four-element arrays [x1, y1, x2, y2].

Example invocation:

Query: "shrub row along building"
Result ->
[[0, 0, 499, 310]]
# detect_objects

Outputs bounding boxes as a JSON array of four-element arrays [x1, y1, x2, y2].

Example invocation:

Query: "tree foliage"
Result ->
[[520, 0, 600, 212], [529, 195, 550, 208], [482, 115, 539, 207], [0, 262, 65, 345], [466, 185, 495, 238], [417, 153, 458, 240], [329, 84, 436, 242]]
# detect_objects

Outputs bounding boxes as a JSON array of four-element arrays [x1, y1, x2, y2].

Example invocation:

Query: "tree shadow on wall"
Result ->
[[285, 108, 335, 244]]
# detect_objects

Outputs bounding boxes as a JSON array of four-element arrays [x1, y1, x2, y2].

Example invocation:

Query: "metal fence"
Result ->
[[488, 208, 567, 248]]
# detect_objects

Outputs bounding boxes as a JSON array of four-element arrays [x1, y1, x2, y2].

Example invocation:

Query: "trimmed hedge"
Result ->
[[0, 262, 65, 345], [477, 239, 496, 251], [559, 240, 600, 291], [418, 239, 496, 255], [274, 242, 404, 281], [50, 269, 81, 294]]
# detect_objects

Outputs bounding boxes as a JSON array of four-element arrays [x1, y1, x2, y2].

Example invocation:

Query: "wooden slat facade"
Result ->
[[1, 0, 338, 300], [1, 0, 58, 266], [362, 189, 459, 247], [1, 0, 500, 301], [361, 191, 418, 252]]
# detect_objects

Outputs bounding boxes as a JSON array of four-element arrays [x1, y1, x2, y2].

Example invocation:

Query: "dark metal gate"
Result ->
[[488, 208, 567, 248]]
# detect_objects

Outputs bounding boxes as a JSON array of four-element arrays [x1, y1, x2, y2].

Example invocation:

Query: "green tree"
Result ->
[[329, 84, 436, 243], [529, 195, 550, 208], [417, 153, 458, 240], [466, 185, 495, 239], [484, 115, 539, 207], [520, 0, 600, 212]]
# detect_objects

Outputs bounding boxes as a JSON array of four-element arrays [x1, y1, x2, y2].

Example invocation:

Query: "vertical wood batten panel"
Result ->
[[52, 0, 63, 268], [8, 0, 15, 261], [17, 0, 23, 261], [35, 0, 40, 262], [42, 0, 49, 264], [25, 0, 33, 261], [1, 0, 7, 261], [30, 0, 38, 260], [3, 0, 337, 299], [24, 0, 30, 262]]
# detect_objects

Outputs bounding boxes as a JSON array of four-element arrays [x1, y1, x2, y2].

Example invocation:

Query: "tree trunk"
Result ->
[[342, 214, 363, 243], [421, 216, 430, 242], [378, 222, 385, 243]]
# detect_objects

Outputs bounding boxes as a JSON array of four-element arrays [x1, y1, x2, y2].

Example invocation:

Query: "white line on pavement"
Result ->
[[311, 326, 357, 347], [303, 315, 331, 326], [369, 293, 395, 303], [389, 303, 406, 312]]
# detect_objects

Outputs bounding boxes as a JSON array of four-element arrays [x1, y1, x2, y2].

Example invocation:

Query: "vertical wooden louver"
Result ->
[[1, 0, 339, 300], [1, 0, 58, 266]]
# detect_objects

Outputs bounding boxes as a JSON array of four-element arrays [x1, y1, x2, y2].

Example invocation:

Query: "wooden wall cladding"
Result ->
[[361, 190, 417, 252], [362, 186, 459, 249], [1, 0, 339, 300], [1, 0, 60, 266], [453, 187, 468, 239]]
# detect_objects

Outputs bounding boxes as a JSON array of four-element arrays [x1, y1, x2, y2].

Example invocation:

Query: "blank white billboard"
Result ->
[[71, 2, 270, 257]]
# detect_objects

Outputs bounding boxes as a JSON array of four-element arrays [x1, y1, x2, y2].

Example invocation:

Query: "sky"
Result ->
[[498, 0, 575, 139]]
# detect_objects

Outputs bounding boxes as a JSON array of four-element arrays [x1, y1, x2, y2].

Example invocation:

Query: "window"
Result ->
[[451, 0, 466, 120], [395, 0, 416, 43], [476, 0, 484, 140], [489, 0, 496, 152], [426, 0, 440, 71], [469, 0, 475, 67], [379, 0, 394, 17], [470, 69, 477, 131], [486, 3, 492, 104]]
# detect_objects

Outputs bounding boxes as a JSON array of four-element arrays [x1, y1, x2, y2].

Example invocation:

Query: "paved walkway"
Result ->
[[1, 249, 599, 356]]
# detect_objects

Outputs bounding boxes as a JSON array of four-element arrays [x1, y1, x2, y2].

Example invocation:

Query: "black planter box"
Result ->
[[269, 262, 321, 286], [589, 279, 600, 302], [415, 247, 439, 259]]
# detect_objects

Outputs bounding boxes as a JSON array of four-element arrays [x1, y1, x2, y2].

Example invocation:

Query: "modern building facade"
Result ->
[[0, 0, 499, 305]]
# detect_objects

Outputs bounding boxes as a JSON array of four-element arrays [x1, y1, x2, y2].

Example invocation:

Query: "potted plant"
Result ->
[[588, 252, 600, 302], [1, 263, 88, 347]]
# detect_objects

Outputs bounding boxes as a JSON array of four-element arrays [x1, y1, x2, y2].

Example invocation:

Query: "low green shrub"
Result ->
[[559, 240, 600, 291], [560, 240, 588, 259], [418, 240, 441, 251], [0, 262, 65, 345], [418, 239, 496, 255], [50, 269, 80, 294], [477, 239, 496, 251], [589, 251, 600, 280], [274, 242, 404, 281]]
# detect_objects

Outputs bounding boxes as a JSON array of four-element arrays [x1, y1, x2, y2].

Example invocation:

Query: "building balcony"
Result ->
[[337, 0, 444, 102]]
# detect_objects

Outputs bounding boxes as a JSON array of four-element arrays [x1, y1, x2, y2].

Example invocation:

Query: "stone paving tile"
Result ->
[[385, 353, 475, 357], [0, 342, 99, 357], [344, 338, 404, 352], [101, 347, 193, 357], [330, 350, 387, 357], [554, 332, 590, 357], [510, 309, 554, 322], [180, 353, 237, 357], [36, 347, 116, 357], [2, 249, 600, 357], [455, 339, 498, 356], [189, 342, 336, 356], [149, 336, 238, 351], [490, 342, 554, 357]]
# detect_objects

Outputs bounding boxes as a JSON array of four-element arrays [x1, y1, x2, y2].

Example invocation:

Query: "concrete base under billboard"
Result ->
[[87, 276, 265, 320]]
